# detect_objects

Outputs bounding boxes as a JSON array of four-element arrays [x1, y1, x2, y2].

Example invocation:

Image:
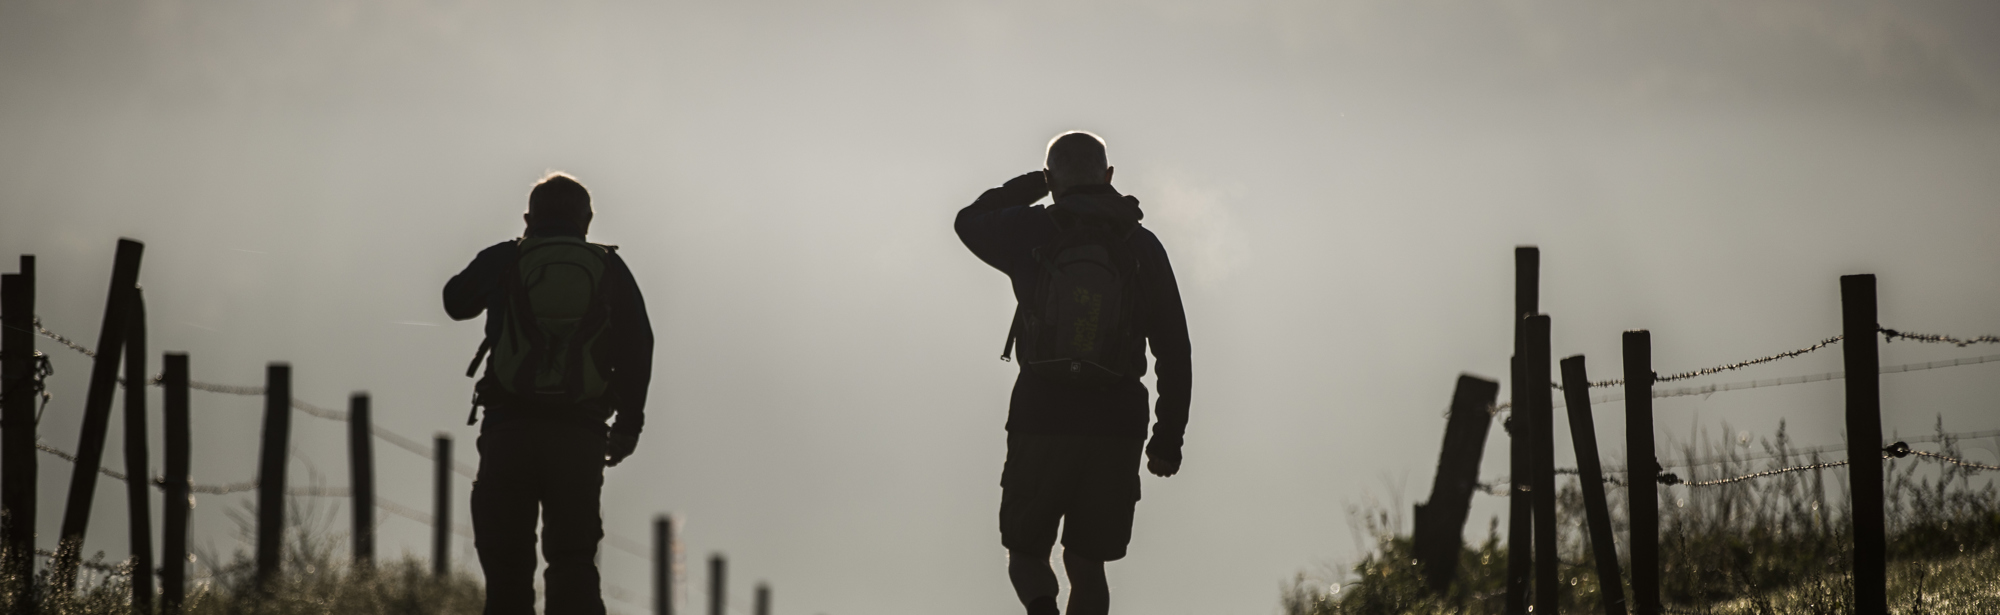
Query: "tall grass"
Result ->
[[1287, 418, 2000, 615], [0, 492, 483, 615]]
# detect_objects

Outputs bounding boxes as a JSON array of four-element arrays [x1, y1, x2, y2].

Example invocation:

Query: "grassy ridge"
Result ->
[[1288, 419, 2000, 615], [0, 493, 485, 615]]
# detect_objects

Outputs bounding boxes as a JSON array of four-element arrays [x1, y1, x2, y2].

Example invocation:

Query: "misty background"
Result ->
[[3, 1, 1999, 613]]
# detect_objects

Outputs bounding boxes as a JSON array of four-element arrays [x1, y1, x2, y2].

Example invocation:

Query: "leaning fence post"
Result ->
[[160, 353, 190, 614], [656, 515, 676, 615], [122, 291, 154, 615], [434, 434, 451, 578], [709, 553, 726, 615], [1841, 274, 1885, 615], [56, 238, 143, 588], [1506, 245, 1538, 615], [755, 582, 770, 615], [1, 257, 38, 600], [1524, 314, 1558, 615], [349, 393, 374, 567], [256, 363, 291, 586], [1560, 355, 1628, 615], [1623, 331, 1659, 615], [1413, 374, 1500, 592]]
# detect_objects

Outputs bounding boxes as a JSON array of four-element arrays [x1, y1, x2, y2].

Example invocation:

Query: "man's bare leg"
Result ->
[[1061, 548, 1108, 615], [1008, 548, 1060, 614]]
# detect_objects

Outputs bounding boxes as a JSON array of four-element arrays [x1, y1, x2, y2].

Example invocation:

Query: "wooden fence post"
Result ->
[[755, 582, 769, 615], [160, 353, 190, 615], [1560, 355, 1628, 615], [256, 363, 291, 586], [1623, 331, 1658, 615], [709, 553, 726, 615], [1, 257, 37, 601], [434, 434, 451, 578], [1841, 274, 1884, 615], [1413, 374, 1500, 592], [122, 292, 154, 615], [348, 393, 374, 567], [1507, 245, 1538, 615], [56, 238, 143, 588], [657, 515, 675, 615], [1525, 314, 1558, 615]]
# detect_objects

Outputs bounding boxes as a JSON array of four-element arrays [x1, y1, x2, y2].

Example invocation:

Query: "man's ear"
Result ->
[[579, 211, 594, 234], [1103, 166, 1114, 185], [523, 212, 534, 228]]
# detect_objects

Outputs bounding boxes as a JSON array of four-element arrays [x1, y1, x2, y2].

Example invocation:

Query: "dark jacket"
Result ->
[[444, 236, 655, 436], [955, 183, 1192, 461]]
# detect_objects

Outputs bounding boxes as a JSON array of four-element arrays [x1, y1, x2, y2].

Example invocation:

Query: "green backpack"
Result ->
[[467, 236, 618, 417]]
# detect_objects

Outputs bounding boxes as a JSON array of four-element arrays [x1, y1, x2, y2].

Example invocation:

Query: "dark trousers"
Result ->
[[472, 420, 608, 615]]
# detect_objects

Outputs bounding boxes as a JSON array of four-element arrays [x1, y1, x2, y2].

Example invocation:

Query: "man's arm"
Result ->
[[1140, 237, 1192, 475], [954, 171, 1050, 272], [606, 253, 656, 437], [442, 241, 515, 320]]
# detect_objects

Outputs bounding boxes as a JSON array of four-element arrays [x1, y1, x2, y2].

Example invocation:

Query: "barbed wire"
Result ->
[[28, 317, 96, 358], [1905, 449, 2000, 472], [1666, 458, 1854, 487], [1880, 329, 2000, 347], [29, 321, 483, 480], [1652, 335, 1846, 384], [1552, 327, 1997, 391], [1523, 354, 2000, 414], [1476, 440, 1996, 495]]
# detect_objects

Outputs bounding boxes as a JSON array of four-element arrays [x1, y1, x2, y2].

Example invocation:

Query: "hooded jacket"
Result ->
[[955, 182, 1191, 460]]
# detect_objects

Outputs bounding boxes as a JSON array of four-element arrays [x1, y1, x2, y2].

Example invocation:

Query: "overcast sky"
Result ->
[[4, 1, 1999, 614]]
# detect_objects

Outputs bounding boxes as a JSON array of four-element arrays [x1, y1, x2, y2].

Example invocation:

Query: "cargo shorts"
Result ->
[[998, 432, 1145, 562]]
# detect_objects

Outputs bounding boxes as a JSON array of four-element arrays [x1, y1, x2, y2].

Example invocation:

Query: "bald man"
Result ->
[[955, 132, 1193, 615]]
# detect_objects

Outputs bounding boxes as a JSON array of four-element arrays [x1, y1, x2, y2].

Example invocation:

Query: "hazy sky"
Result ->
[[4, 1, 1999, 614]]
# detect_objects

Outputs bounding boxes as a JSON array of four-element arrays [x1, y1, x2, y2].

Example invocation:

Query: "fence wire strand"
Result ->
[[1478, 440, 1995, 495], [1881, 328, 2000, 347], [1652, 334, 1846, 384]]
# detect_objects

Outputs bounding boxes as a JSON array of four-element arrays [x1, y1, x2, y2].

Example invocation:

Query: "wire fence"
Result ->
[[1475, 437, 1998, 495], [20, 321, 652, 602], [1545, 327, 1999, 392]]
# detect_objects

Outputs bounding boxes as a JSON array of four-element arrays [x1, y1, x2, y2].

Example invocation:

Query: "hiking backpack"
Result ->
[[1003, 216, 1145, 387], [466, 236, 619, 414]]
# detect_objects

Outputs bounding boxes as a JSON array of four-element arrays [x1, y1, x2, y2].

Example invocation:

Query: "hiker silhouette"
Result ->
[[955, 132, 1193, 615], [444, 172, 656, 615]]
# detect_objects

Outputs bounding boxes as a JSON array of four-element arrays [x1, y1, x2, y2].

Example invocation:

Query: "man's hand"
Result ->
[[1146, 450, 1180, 478], [606, 431, 638, 467], [995, 170, 1049, 204]]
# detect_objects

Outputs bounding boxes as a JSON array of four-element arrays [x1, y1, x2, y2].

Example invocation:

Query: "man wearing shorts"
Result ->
[[955, 131, 1193, 615]]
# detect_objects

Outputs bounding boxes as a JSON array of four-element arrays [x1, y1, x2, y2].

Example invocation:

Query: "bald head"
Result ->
[[1044, 131, 1112, 196], [524, 172, 593, 237]]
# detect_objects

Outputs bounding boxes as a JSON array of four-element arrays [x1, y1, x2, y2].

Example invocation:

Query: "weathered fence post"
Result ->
[[1560, 355, 1627, 615], [1841, 274, 1885, 615], [709, 553, 726, 615], [1623, 330, 1659, 615], [1506, 245, 1538, 615], [256, 363, 291, 586], [1, 257, 37, 602], [434, 434, 451, 578], [348, 393, 374, 567], [657, 515, 675, 615], [1413, 374, 1500, 592], [1525, 314, 1557, 615], [56, 238, 143, 588], [755, 582, 770, 615], [160, 353, 190, 614], [122, 292, 154, 615]]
